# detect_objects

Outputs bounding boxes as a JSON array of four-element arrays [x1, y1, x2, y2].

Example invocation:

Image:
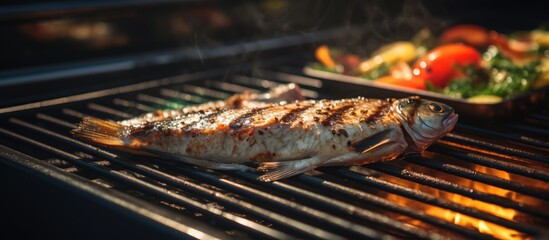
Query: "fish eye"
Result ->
[[428, 103, 444, 113]]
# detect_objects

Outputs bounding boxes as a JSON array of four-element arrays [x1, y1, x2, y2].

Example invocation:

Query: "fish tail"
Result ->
[[72, 117, 127, 146]]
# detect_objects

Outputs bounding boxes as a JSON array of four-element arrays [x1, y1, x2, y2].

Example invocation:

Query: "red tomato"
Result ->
[[440, 24, 490, 47], [374, 76, 426, 90], [412, 44, 481, 88]]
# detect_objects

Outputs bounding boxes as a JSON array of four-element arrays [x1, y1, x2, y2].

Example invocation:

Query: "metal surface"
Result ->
[[1, 58, 548, 239]]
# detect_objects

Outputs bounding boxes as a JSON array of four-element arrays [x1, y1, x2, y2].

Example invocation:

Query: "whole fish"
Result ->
[[73, 96, 458, 181]]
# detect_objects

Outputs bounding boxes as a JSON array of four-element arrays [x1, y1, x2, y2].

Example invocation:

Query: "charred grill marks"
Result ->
[[130, 122, 157, 136], [321, 103, 354, 126], [280, 105, 313, 123], [229, 107, 269, 129], [361, 101, 390, 123]]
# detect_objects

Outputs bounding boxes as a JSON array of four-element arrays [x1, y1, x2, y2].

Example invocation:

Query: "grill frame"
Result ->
[[1, 57, 548, 240]]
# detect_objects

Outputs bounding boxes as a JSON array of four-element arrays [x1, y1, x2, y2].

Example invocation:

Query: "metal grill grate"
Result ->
[[1, 60, 548, 240]]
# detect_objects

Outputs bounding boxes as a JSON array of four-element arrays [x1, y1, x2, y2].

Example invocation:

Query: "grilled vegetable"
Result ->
[[440, 24, 490, 47], [374, 62, 426, 90], [466, 95, 503, 104], [73, 96, 458, 182], [412, 44, 481, 89], [315, 45, 336, 69], [358, 41, 416, 74], [375, 76, 426, 90]]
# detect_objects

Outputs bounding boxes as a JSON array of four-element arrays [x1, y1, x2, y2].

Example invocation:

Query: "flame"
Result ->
[[423, 192, 525, 240], [377, 164, 532, 240]]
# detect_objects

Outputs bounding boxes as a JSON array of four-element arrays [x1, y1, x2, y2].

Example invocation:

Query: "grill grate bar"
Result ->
[[251, 69, 323, 88], [87, 103, 135, 119], [62, 108, 92, 119], [181, 85, 232, 99], [0, 123, 295, 240], [36, 113, 76, 128], [136, 93, 188, 108], [526, 112, 549, 122], [113, 98, 156, 112], [288, 172, 492, 240], [227, 76, 320, 99], [406, 155, 549, 199], [204, 80, 261, 93], [335, 167, 541, 235], [231, 75, 283, 89], [502, 123, 549, 137], [367, 163, 549, 220], [456, 124, 549, 149], [430, 147, 549, 181], [159, 89, 209, 104], [444, 133, 548, 163]]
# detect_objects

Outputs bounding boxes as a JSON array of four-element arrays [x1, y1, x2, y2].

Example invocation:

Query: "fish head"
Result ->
[[393, 96, 458, 152]]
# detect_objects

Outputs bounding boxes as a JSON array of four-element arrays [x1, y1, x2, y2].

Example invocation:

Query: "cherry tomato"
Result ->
[[412, 44, 481, 88], [440, 24, 490, 47], [374, 76, 426, 90]]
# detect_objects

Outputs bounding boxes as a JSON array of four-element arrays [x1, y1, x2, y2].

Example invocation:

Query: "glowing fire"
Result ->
[[379, 164, 531, 240], [423, 192, 524, 240]]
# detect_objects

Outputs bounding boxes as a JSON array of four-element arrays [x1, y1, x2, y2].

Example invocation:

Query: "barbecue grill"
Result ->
[[1, 1, 548, 240]]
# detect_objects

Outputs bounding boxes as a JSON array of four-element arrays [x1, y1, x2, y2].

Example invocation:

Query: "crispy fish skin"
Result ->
[[73, 96, 458, 181]]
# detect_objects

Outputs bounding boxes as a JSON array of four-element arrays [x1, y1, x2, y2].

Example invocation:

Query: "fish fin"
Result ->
[[143, 149, 252, 171], [72, 117, 126, 146], [351, 129, 394, 154], [257, 157, 319, 182]]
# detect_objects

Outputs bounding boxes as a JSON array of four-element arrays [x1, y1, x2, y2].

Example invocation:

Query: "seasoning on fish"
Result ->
[[73, 96, 458, 181], [120, 83, 304, 127]]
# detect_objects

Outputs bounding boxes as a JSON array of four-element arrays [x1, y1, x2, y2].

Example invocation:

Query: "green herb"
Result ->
[[483, 50, 540, 97], [425, 81, 441, 93], [360, 63, 390, 80], [309, 62, 337, 73], [442, 64, 489, 98]]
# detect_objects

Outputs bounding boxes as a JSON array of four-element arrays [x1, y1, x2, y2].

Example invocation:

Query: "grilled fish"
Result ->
[[73, 96, 458, 181]]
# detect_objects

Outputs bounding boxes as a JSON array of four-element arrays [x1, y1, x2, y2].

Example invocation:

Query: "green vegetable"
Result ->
[[442, 64, 488, 98], [360, 63, 390, 80], [483, 48, 540, 97], [310, 62, 338, 73]]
